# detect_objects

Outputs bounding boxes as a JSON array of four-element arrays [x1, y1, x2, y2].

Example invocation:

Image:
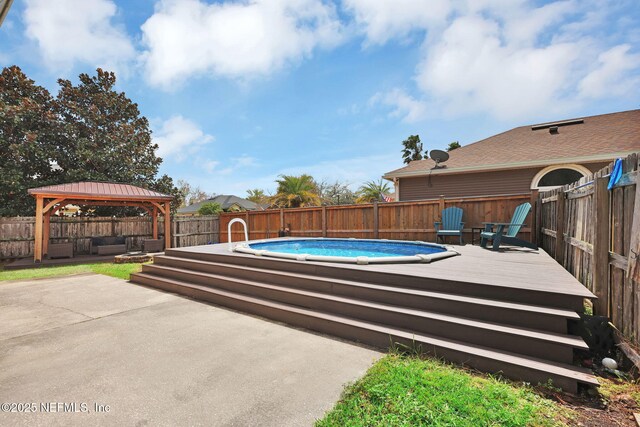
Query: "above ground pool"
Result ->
[[232, 238, 459, 264]]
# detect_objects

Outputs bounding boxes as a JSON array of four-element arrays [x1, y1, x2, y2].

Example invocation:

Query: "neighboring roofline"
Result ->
[[383, 152, 630, 180]]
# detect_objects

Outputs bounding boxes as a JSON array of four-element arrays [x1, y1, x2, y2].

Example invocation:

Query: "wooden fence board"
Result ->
[[539, 152, 639, 344], [0, 215, 219, 259]]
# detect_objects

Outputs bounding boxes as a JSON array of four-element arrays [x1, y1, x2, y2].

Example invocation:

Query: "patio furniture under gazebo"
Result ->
[[28, 182, 174, 262]]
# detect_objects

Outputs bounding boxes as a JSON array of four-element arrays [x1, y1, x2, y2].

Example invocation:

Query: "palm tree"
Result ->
[[270, 174, 322, 208], [246, 188, 268, 204], [356, 179, 391, 204]]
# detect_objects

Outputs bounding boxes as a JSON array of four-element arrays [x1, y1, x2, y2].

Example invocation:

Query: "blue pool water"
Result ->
[[248, 239, 446, 258]]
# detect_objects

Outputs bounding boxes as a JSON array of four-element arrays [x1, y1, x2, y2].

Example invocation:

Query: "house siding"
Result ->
[[398, 162, 608, 201]]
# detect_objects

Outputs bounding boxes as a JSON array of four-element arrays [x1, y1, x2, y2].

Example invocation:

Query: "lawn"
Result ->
[[317, 354, 569, 427], [0, 262, 146, 281]]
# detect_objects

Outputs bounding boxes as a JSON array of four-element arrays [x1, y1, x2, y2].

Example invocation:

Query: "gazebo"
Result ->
[[28, 182, 174, 262]]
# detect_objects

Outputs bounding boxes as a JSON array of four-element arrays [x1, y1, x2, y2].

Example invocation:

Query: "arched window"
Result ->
[[531, 164, 591, 190]]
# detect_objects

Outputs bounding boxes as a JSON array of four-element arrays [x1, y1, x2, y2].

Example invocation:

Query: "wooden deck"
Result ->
[[131, 240, 597, 392], [170, 242, 594, 303]]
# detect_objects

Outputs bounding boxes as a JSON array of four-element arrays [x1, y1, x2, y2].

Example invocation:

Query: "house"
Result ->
[[178, 195, 262, 215], [384, 110, 640, 201]]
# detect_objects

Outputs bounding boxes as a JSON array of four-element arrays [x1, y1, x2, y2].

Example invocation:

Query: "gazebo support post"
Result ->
[[164, 201, 171, 249], [43, 209, 51, 256], [34, 196, 43, 262], [152, 206, 158, 239]]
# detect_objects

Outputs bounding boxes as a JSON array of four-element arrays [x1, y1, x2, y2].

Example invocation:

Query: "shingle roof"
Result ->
[[178, 195, 261, 214], [384, 110, 640, 178], [28, 182, 173, 200]]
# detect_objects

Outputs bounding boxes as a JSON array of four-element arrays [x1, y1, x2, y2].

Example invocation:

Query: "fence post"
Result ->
[[625, 173, 640, 338], [530, 190, 539, 246], [322, 206, 327, 237], [592, 177, 610, 316], [439, 195, 445, 213], [555, 190, 566, 265], [280, 209, 284, 230], [245, 211, 250, 240], [373, 201, 379, 239]]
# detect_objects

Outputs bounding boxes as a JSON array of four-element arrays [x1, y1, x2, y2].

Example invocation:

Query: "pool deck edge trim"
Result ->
[[232, 237, 460, 265]]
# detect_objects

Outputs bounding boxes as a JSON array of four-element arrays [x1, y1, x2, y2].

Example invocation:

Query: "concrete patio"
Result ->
[[0, 274, 380, 426]]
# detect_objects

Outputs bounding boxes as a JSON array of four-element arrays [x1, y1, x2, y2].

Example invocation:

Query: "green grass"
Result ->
[[0, 262, 146, 282], [316, 354, 568, 427]]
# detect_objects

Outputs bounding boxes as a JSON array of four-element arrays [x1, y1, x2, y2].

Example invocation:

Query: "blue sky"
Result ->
[[1, 0, 639, 196]]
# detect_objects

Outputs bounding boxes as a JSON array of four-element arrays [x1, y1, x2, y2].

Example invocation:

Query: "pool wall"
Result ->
[[232, 238, 459, 265]]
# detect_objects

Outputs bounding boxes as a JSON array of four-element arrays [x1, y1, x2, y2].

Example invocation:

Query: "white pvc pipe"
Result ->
[[228, 218, 249, 251]]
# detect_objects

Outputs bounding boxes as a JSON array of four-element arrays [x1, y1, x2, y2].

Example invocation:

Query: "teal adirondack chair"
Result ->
[[480, 202, 536, 251], [434, 207, 464, 245]]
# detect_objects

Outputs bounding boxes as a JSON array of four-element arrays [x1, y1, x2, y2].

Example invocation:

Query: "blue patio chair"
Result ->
[[434, 207, 464, 245], [480, 202, 537, 251]]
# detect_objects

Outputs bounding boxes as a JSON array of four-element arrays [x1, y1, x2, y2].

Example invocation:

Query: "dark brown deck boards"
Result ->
[[169, 242, 594, 299]]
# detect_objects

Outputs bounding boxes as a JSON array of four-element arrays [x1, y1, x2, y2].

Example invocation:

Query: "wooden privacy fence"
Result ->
[[0, 215, 219, 259], [538, 152, 640, 344], [220, 193, 537, 245]]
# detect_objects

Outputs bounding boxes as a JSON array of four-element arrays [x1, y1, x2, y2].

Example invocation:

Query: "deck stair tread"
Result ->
[[131, 272, 598, 387], [144, 263, 586, 349], [155, 256, 580, 320]]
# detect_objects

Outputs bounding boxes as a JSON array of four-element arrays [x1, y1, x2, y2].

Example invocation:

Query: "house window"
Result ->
[[531, 164, 591, 190]]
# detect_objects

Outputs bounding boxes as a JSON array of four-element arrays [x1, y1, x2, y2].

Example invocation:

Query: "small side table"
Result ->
[[471, 227, 485, 245]]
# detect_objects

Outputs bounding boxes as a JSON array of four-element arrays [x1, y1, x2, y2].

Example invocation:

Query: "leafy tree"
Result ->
[[356, 179, 392, 204], [0, 66, 60, 216], [271, 174, 322, 208], [198, 202, 222, 215], [401, 134, 425, 164], [447, 141, 461, 151], [246, 188, 269, 205], [315, 180, 355, 205], [54, 69, 182, 214], [0, 66, 182, 215], [177, 179, 214, 207]]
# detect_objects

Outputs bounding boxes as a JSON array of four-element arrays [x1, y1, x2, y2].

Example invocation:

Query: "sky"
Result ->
[[1, 0, 639, 197]]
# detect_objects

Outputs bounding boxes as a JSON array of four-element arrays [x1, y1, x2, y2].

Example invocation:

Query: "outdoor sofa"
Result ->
[[90, 236, 127, 255]]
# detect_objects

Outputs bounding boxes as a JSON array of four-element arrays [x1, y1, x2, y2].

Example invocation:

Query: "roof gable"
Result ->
[[385, 110, 640, 178]]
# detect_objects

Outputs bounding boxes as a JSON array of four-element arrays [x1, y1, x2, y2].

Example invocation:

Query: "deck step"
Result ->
[[164, 249, 587, 311], [143, 263, 585, 363], [130, 271, 598, 393], [155, 255, 578, 334]]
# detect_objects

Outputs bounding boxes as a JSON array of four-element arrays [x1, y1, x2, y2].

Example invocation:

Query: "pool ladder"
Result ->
[[227, 218, 249, 251]]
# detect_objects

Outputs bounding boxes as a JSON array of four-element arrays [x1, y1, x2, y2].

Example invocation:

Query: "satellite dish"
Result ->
[[429, 149, 449, 169]]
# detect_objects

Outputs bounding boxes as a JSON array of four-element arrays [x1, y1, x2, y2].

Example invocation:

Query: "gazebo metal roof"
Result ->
[[28, 182, 173, 201]]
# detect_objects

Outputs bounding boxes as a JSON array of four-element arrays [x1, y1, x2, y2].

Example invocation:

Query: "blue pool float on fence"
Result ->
[[608, 158, 622, 190]]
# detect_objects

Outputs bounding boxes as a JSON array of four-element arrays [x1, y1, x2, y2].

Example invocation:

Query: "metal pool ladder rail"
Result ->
[[228, 218, 249, 251]]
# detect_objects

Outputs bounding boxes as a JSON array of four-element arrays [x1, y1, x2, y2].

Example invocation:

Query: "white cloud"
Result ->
[[201, 160, 220, 174], [416, 14, 581, 119], [352, 0, 639, 121], [276, 153, 400, 191], [23, 0, 135, 72], [140, 0, 344, 87], [369, 89, 427, 123], [153, 115, 214, 161], [343, 0, 451, 45], [579, 44, 640, 98]]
